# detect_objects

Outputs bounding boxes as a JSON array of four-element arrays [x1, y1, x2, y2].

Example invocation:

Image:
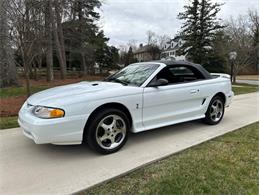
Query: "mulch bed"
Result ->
[[0, 96, 26, 117]]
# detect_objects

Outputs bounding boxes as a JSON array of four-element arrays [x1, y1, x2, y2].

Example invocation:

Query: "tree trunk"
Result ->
[[35, 55, 42, 80], [45, 0, 54, 82], [233, 73, 237, 84], [24, 58, 31, 96], [53, 24, 66, 79], [53, 1, 66, 79], [80, 52, 87, 77], [68, 41, 72, 70], [78, 1, 87, 77], [0, 0, 19, 88], [24, 1, 31, 96], [32, 61, 38, 80]]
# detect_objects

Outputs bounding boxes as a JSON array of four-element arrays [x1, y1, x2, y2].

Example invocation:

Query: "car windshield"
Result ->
[[105, 64, 159, 86]]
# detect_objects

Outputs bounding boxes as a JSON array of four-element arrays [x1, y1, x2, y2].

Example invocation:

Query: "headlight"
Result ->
[[33, 106, 65, 119]]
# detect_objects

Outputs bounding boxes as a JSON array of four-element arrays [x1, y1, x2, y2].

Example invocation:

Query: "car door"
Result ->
[[142, 66, 207, 130]]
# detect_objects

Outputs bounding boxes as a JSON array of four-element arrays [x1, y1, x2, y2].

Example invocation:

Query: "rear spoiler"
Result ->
[[211, 73, 231, 79]]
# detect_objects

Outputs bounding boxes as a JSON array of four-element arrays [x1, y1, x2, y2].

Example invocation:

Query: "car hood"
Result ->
[[27, 81, 125, 106]]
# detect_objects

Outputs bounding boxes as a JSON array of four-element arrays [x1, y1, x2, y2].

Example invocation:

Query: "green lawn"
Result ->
[[0, 116, 18, 129], [80, 122, 259, 195], [232, 84, 258, 95], [0, 86, 48, 98]]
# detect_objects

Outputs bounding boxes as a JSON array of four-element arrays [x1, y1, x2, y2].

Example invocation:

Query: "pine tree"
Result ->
[[178, 0, 224, 65], [64, 0, 104, 76]]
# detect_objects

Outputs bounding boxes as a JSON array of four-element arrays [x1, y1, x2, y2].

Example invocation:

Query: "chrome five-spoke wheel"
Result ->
[[96, 115, 126, 150], [85, 108, 129, 154], [210, 99, 223, 122], [204, 95, 225, 125]]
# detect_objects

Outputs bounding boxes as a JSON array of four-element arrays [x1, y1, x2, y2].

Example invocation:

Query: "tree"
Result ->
[[53, 0, 67, 79], [94, 31, 118, 69], [225, 15, 256, 83], [127, 39, 138, 52], [248, 10, 259, 71], [96, 45, 119, 69], [123, 47, 136, 65], [157, 34, 171, 49], [205, 30, 228, 73], [0, 0, 19, 88], [146, 30, 157, 46], [66, 0, 102, 76], [178, 0, 224, 65], [45, 0, 54, 81], [147, 45, 161, 60], [2, 0, 117, 87], [6, 0, 44, 95], [118, 45, 128, 66]]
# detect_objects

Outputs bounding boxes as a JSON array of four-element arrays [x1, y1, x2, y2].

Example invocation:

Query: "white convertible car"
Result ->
[[18, 60, 234, 154]]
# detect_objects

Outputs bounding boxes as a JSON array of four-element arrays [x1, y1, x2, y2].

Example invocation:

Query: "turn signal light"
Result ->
[[50, 109, 65, 118]]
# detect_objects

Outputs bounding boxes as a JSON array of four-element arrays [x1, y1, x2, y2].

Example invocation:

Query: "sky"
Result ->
[[98, 0, 259, 47]]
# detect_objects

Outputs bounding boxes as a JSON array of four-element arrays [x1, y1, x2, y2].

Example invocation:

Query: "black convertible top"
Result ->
[[152, 60, 212, 79]]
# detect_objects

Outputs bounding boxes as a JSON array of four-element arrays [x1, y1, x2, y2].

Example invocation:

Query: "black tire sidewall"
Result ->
[[85, 108, 130, 154], [204, 96, 225, 125]]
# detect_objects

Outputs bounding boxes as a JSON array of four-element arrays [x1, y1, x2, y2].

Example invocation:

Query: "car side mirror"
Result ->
[[150, 78, 169, 87]]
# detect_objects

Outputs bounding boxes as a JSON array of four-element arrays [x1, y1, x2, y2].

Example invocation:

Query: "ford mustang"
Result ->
[[18, 60, 234, 154]]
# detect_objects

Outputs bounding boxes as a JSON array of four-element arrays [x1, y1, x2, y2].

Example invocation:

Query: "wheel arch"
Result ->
[[83, 102, 133, 141], [213, 92, 226, 104]]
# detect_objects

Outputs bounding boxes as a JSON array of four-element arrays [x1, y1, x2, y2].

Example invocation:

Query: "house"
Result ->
[[133, 44, 160, 62], [160, 37, 186, 60]]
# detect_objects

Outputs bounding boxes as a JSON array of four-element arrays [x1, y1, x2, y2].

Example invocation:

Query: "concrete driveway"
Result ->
[[0, 93, 258, 195], [236, 79, 259, 85]]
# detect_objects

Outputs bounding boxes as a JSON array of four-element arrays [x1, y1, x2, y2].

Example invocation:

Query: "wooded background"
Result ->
[[0, 0, 258, 95]]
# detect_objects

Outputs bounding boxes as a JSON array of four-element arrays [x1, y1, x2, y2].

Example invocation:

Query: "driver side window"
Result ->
[[156, 65, 204, 85]]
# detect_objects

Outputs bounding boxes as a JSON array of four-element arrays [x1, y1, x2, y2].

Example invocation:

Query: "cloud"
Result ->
[[98, 0, 259, 46]]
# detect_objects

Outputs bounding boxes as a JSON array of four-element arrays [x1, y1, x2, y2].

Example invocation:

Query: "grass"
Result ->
[[0, 116, 18, 129], [79, 122, 259, 195], [232, 84, 258, 95], [0, 86, 48, 98]]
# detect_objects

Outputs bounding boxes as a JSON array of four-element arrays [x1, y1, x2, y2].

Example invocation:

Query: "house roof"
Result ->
[[134, 45, 151, 54], [163, 37, 182, 51]]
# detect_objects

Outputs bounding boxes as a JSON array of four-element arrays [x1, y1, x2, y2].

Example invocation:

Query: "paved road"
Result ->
[[0, 93, 258, 195], [236, 79, 258, 85]]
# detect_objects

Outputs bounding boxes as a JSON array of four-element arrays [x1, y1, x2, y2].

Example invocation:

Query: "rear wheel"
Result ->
[[204, 96, 225, 125], [85, 108, 129, 154]]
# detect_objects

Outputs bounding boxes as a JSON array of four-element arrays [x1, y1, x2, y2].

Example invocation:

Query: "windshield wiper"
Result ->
[[108, 78, 129, 86]]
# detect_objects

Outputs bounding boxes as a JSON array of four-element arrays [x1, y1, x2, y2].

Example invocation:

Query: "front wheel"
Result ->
[[203, 96, 225, 125], [85, 108, 129, 154]]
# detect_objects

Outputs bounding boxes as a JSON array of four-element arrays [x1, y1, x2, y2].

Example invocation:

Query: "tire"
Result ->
[[203, 95, 225, 125], [84, 108, 130, 154]]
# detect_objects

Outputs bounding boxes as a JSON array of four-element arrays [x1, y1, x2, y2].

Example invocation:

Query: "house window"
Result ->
[[171, 42, 174, 48], [178, 40, 182, 47]]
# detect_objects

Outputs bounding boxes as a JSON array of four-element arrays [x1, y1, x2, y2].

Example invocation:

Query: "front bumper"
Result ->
[[18, 102, 89, 145]]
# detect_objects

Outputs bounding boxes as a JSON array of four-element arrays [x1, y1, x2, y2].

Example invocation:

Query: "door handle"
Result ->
[[190, 89, 199, 94]]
